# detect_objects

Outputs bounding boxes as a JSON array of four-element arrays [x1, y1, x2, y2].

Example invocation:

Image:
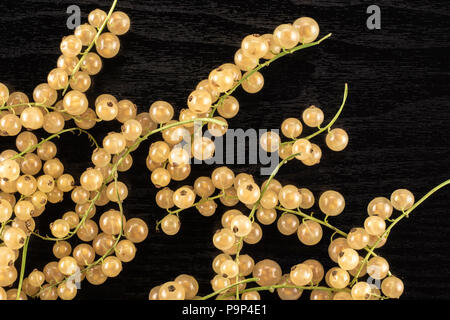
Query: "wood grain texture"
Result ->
[[0, 0, 449, 300]]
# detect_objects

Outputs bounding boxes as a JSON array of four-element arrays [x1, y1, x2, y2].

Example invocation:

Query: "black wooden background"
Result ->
[[0, 0, 449, 300]]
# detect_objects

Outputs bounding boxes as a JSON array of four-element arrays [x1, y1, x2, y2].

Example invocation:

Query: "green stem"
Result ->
[[0, 102, 53, 112], [281, 82, 348, 145], [350, 179, 450, 285], [234, 237, 244, 300], [29, 30, 333, 300], [87, 176, 124, 266], [31, 117, 226, 242], [230, 84, 347, 290], [208, 33, 333, 119], [231, 152, 301, 298], [246, 152, 301, 222], [156, 192, 225, 230], [115, 117, 226, 176], [34, 176, 125, 298], [0, 219, 13, 236], [10, 127, 98, 160], [16, 236, 30, 300], [62, 0, 119, 96], [278, 206, 382, 258], [277, 206, 348, 238], [198, 277, 259, 300], [0, 102, 86, 123], [220, 284, 343, 299], [168, 193, 224, 215]]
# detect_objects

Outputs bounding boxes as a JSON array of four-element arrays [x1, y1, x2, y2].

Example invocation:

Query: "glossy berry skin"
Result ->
[[326, 128, 349, 151], [175, 274, 199, 300], [337, 248, 359, 270], [297, 220, 323, 245], [237, 182, 260, 205], [242, 71, 264, 93], [390, 189, 415, 211], [230, 214, 252, 237], [256, 208, 277, 225], [63, 90, 89, 116], [351, 282, 372, 300], [161, 215, 181, 235], [302, 105, 324, 127], [241, 34, 269, 59], [149, 101, 174, 124], [187, 90, 212, 114], [88, 9, 107, 28], [367, 197, 393, 219], [328, 237, 350, 263], [234, 49, 258, 71], [252, 259, 282, 287], [107, 11, 131, 35], [319, 190, 345, 216], [277, 274, 302, 300], [260, 131, 280, 152], [347, 228, 370, 250], [277, 213, 299, 236], [364, 216, 386, 236], [367, 256, 390, 280], [273, 24, 299, 49], [281, 118, 303, 138], [278, 185, 302, 210], [293, 17, 320, 44], [290, 263, 313, 286], [96, 33, 120, 58], [381, 276, 404, 298], [159, 281, 185, 300], [60, 35, 82, 57]]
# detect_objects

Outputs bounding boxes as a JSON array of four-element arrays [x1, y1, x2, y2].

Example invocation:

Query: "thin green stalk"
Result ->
[[234, 237, 244, 300], [0, 102, 88, 123], [278, 206, 382, 258], [167, 193, 224, 215], [350, 179, 450, 285], [10, 127, 98, 160], [32, 192, 100, 241], [16, 236, 30, 300], [281, 82, 348, 145], [231, 152, 301, 299], [198, 277, 259, 300], [0, 219, 13, 236], [62, 0, 119, 95], [34, 176, 125, 298], [277, 206, 348, 238], [0, 102, 53, 112], [87, 176, 124, 266], [246, 152, 301, 222], [242, 83, 347, 223], [156, 193, 225, 230], [208, 33, 333, 119], [31, 117, 225, 242], [230, 84, 347, 295], [219, 284, 343, 300]]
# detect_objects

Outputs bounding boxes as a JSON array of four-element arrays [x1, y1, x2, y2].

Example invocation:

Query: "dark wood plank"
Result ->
[[0, 0, 449, 300]]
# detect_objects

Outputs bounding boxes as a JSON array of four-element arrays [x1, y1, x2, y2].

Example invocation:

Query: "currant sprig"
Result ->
[[9, 127, 99, 161], [206, 32, 333, 120], [31, 175, 126, 299], [1, 0, 448, 302], [61, 0, 119, 96], [349, 179, 450, 286]]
